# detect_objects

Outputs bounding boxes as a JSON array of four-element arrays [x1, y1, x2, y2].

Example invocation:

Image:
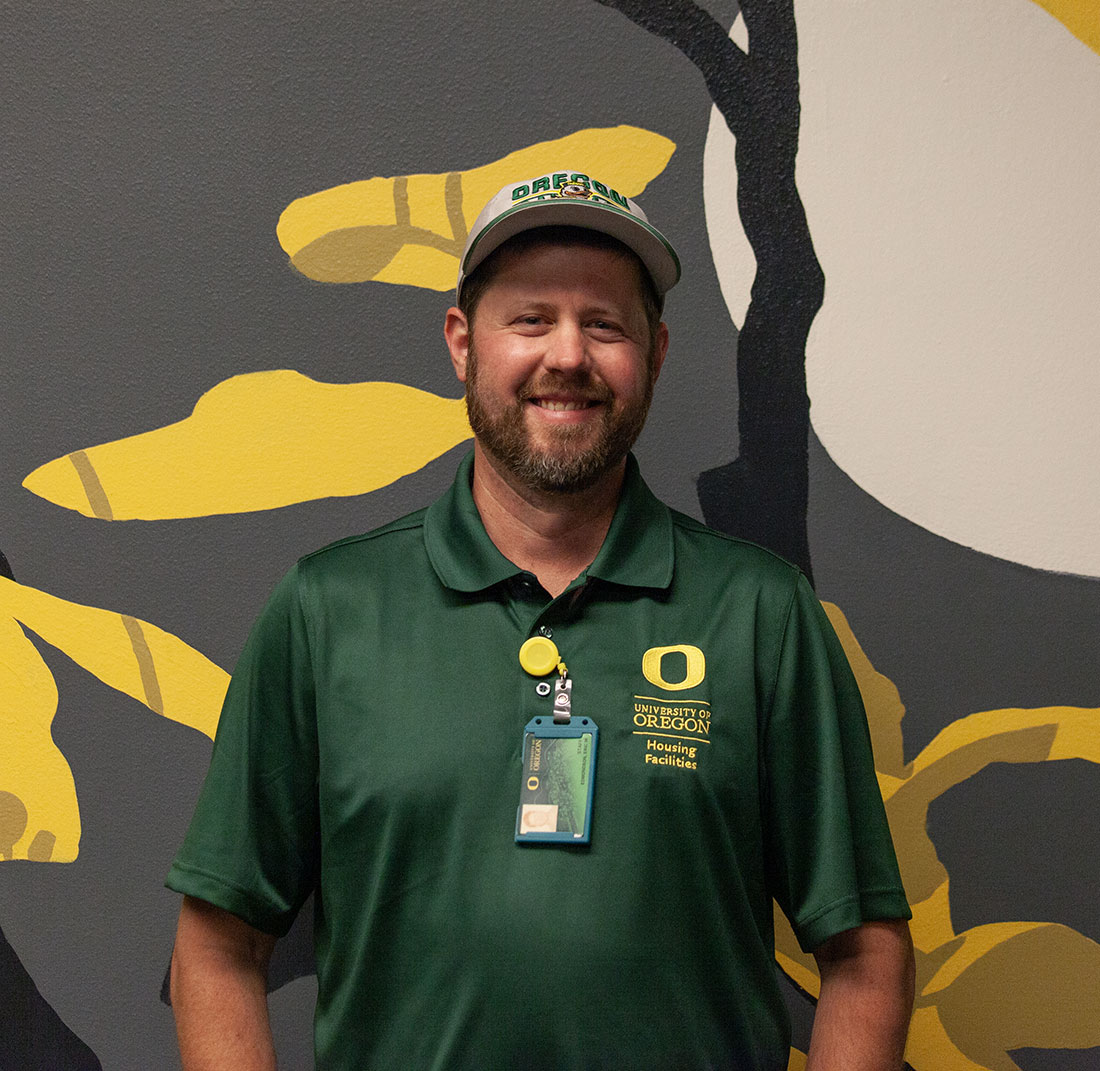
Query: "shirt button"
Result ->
[[537, 626, 553, 638], [535, 681, 552, 697]]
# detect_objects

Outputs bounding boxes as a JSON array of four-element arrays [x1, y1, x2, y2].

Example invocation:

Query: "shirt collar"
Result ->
[[424, 451, 674, 593], [585, 453, 674, 589]]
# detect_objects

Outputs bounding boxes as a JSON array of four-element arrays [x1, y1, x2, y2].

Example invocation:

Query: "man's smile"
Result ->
[[529, 397, 602, 412]]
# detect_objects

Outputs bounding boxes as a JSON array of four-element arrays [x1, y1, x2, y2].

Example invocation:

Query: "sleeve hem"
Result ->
[[165, 861, 294, 937], [793, 887, 912, 953]]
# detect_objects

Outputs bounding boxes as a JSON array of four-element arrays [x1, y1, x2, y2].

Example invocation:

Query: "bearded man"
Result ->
[[168, 170, 914, 1071]]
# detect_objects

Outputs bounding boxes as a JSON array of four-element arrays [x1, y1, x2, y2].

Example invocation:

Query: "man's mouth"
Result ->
[[530, 398, 601, 411]]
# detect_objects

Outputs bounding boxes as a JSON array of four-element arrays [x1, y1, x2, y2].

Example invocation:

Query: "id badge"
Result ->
[[515, 716, 598, 844]]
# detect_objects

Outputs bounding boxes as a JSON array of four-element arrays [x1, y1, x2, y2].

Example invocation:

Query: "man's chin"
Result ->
[[510, 447, 624, 494], [468, 397, 646, 495]]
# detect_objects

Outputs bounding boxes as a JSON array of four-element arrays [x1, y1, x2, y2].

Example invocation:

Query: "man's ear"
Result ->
[[444, 307, 470, 383]]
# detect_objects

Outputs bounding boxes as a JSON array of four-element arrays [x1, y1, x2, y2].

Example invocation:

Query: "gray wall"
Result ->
[[3, 2, 1098, 1068]]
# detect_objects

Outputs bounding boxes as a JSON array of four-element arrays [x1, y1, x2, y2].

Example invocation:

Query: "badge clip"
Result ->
[[553, 677, 572, 724]]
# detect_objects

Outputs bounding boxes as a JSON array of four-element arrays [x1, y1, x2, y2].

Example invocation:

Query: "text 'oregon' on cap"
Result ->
[[456, 169, 681, 300]]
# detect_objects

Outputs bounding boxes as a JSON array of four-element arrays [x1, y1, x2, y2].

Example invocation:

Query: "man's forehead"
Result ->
[[477, 240, 649, 307], [493, 234, 639, 274]]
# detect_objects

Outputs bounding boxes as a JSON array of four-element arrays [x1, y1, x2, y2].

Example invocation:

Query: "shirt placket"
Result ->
[[509, 573, 588, 726]]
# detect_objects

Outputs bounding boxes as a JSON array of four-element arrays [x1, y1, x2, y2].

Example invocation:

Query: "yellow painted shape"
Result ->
[[278, 175, 398, 257], [27, 449, 99, 518], [925, 923, 1100, 1062], [906, 1007, 997, 1071], [909, 880, 958, 953], [23, 371, 473, 520], [822, 601, 908, 777], [0, 577, 227, 739], [786, 1048, 807, 1071], [372, 244, 463, 291], [923, 921, 1044, 995], [786, 603, 1100, 1068], [406, 171, 457, 236], [1030, 0, 1100, 55], [911, 705, 1099, 776], [0, 615, 79, 861], [775, 945, 820, 1000], [277, 125, 676, 288]]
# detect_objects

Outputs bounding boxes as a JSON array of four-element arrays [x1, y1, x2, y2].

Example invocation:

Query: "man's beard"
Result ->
[[464, 346, 655, 495]]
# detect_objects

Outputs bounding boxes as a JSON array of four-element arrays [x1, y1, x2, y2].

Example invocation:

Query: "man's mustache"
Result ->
[[517, 374, 613, 405]]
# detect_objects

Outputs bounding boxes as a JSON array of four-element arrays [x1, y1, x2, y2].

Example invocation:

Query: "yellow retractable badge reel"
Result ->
[[519, 636, 560, 677]]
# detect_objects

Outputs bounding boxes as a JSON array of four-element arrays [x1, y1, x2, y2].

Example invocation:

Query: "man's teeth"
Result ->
[[534, 400, 593, 411]]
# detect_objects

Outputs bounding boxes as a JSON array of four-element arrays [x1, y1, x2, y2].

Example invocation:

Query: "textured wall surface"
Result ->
[[3, 2, 1098, 1068]]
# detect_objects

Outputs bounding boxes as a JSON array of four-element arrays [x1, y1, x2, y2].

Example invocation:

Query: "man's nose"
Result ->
[[543, 321, 589, 372]]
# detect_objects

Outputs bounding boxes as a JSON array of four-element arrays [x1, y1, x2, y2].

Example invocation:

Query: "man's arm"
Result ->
[[806, 917, 915, 1071], [171, 895, 279, 1071]]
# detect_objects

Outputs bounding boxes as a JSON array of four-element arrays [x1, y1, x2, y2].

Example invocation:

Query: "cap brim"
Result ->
[[459, 198, 680, 299]]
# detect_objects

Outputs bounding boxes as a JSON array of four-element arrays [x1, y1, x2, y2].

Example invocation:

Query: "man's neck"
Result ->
[[470, 443, 625, 598]]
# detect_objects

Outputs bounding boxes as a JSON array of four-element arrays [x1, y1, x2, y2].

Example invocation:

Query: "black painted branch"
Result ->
[[593, 0, 751, 119], [596, 0, 823, 580], [0, 921, 102, 1069]]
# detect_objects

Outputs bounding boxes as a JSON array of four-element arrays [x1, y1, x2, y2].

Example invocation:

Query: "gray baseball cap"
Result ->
[[456, 169, 680, 300]]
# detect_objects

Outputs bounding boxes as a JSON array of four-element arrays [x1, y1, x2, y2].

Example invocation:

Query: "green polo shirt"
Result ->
[[167, 452, 909, 1071]]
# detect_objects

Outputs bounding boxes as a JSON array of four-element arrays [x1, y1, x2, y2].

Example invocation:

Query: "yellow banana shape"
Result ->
[[0, 576, 228, 739], [912, 921, 1100, 1068], [23, 371, 472, 520], [774, 602, 1100, 1070], [0, 614, 79, 861], [277, 125, 677, 288], [903, 704, 1100, 775]]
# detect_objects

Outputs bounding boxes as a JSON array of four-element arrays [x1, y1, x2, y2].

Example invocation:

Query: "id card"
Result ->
[[515, 716, 598, 844]]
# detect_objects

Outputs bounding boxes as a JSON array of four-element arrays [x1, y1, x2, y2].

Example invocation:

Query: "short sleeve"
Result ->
[[166, 563, 320, 936], [762, 574, 910, 952]]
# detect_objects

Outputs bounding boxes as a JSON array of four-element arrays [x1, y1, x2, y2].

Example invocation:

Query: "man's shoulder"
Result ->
[[666, 506, 803, 584], [295, 504, 431, 574]]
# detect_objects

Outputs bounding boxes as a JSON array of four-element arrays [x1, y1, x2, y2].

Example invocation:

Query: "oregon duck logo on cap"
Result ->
[[557, 180, 593, 199]]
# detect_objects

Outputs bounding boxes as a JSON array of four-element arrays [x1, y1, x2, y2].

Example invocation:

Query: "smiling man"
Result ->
[[167, 171, 914, 1070], [454, 229, 667, 500]]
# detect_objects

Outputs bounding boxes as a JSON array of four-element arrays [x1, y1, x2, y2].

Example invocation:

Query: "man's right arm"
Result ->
[[171, 895, 279, 1071]]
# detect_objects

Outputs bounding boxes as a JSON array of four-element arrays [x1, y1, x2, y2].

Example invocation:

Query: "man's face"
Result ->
[[447, 241, 668, 495]]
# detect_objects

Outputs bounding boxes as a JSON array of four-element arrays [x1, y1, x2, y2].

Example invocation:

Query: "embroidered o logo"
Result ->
[[642, 645, 706, 691]]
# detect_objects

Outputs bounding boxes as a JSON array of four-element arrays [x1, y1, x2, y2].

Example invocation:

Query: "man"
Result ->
[[168, 170, 914, 1070]]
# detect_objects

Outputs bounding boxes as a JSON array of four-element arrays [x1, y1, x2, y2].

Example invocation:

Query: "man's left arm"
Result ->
[[807, 917, 915, 1071]]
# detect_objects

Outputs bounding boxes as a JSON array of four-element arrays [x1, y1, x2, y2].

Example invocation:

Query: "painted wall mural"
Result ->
[[2, 1, 1097, 1068], [785, 605, 1100, 1069]]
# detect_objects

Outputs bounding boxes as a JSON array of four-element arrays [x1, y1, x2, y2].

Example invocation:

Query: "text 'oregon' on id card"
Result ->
[[515, 716, 598, 844]]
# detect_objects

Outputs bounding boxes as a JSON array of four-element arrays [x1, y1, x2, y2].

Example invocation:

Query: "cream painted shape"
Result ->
[[704, 1, 1100, 576]]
